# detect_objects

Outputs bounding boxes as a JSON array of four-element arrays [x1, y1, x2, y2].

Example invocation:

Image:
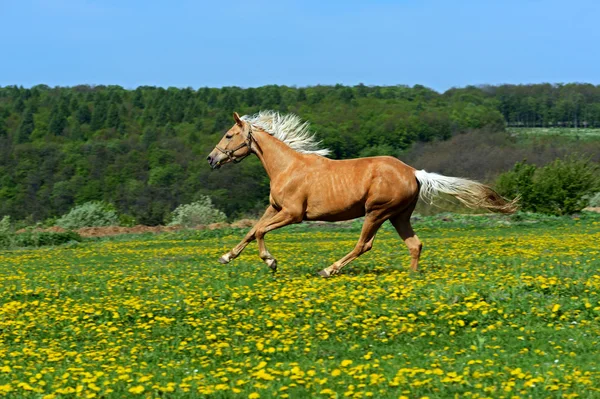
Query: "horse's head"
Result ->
[[207, 112, 253, 169]]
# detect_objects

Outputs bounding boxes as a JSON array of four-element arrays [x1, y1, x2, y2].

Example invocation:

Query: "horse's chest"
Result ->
[[269, 187, 286, 210], [269, 180, 305, 209]]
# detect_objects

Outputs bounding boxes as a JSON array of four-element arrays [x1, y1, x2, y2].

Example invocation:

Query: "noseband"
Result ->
[[215, 125, 254, 164]]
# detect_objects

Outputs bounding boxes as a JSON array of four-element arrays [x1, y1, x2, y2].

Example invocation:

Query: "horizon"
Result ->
[[1, 0, 599, 92], [3, 81, 600, 95]]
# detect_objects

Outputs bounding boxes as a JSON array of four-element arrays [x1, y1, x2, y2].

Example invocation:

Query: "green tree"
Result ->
[[16, 107, 35, 143], [76, 103, 92, 124], [106, 104, 121, 129], [49, 104, 68, 136], [0, 117, 7, 137], [90, 101, 108, 130]]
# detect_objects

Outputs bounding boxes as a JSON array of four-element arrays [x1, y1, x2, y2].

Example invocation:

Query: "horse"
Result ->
[[206, 111, 517, 277]]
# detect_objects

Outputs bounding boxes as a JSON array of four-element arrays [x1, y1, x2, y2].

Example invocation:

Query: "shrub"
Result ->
[[496, 157, 600, 215], [495, 162, 537, 209], [168, 197, 227, 227], [56, 201, 119, 229], [0, 216, 10, 234], [589, 192, 600, 207], [0, 231, 82, 249], [118, 214, 138, 227]]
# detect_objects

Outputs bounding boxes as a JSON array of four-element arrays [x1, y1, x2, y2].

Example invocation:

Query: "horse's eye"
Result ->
[[225, 134, 233, 139]]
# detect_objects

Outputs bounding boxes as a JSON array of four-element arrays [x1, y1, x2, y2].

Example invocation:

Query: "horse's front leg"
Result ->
[[254, 209, 302, 272], [219, 205, 279, 264]]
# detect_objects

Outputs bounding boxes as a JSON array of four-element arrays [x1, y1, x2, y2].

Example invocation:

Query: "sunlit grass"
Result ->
[[507, 127, 600, 141], [1, 214, 599, 398]]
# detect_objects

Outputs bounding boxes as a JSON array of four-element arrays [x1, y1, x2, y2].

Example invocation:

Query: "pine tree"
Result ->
[[106, 104, 121, 129], [164, 123, 175, 137], [142, 126, 158, 148], [90, 101, 108, 130], [0, 117, 7, 137], [157, 102, 170, 126], [195, 118, 204, 133], [70, 120, 84, 140], [14, 97, 25, 113], [244, 88, 257, 106], [49, 104, 68, 136], [76, 104, 92, 124], [133, 89, 145, 108], [17, 107, 35, 143], [213, 112, 230, 132], [297, 89, 307, 102]]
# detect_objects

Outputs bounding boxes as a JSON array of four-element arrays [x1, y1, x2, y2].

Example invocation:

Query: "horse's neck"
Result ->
[[251, 129, 301, 180]]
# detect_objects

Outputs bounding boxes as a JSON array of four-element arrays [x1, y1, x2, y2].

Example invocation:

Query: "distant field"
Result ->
[[507, 127, 600, 140], [1, 214, 599, 398]]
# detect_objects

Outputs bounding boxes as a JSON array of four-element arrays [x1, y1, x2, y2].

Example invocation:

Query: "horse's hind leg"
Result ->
[[319, 211, 386, 278], [219, 205, 278, 264], [390, 208, 422, 272]]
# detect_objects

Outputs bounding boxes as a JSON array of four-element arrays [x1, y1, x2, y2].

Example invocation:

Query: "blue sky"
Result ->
[[1, 0, 599, 92]]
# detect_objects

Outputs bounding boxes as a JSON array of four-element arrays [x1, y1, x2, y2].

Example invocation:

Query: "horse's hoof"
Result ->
[[218, 254, 231, 264], [266, 259, 277, 272], [318, 269, 330, 278]]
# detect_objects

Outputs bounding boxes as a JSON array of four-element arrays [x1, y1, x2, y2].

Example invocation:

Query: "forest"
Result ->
[[1, 83, 600, 224]]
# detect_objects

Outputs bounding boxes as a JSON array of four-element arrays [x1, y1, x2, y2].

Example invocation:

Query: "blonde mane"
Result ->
[[241, 111, 330, 157]]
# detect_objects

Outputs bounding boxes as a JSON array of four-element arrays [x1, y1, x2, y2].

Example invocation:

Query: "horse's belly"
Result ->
[[304, 201, 365, 222]]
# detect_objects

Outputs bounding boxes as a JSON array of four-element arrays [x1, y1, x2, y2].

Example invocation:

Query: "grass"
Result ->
[[0, 213, 599, 398], [507, 127, 600, 141]]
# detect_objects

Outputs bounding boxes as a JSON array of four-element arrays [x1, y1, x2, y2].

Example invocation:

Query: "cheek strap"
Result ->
[[215, 125, 254, 163]]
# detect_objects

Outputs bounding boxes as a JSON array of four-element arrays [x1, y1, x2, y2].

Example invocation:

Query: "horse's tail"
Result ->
[[414, 170, 518, 214]]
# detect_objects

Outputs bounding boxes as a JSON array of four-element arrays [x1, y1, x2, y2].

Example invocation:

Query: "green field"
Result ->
[[507, 127, 600, 140], [1, 214, 599, 398]]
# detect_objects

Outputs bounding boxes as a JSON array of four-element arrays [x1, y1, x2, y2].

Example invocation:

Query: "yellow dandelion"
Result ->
[[128, 385, 145, 394]]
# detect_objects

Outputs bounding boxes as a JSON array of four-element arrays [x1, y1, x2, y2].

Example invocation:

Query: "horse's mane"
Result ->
[[241, 111, 330, 157]]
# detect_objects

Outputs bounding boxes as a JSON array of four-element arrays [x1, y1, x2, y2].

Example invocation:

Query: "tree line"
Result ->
[[0, 83, 599, 224]]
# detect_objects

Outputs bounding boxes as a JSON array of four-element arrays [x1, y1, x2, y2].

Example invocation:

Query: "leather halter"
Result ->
[[215, 124, 254, 164]]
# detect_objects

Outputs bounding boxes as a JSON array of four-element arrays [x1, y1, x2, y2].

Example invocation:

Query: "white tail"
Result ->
[[414, 170, 517, 214]]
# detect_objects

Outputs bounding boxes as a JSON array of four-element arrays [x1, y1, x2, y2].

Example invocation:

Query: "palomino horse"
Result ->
[[207, 111, 516, 277]]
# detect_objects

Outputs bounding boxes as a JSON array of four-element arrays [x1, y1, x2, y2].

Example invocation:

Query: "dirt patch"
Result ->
[[76, 225, 182, 238], [45, 226, 68, 233], [584, 207, 600, 213], [14, 220, 260, 238], [230, 219, 258, 229], [17, 225, 182, 238], [207, 222, 229, 230]]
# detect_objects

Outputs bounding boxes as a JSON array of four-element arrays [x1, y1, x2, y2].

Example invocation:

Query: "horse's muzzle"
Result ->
[[206, 155, 221, 170]]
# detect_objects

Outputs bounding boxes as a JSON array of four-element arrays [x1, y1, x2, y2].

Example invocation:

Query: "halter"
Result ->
[[215, 124, 254, 164]]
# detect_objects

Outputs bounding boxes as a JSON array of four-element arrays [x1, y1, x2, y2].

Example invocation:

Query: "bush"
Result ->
[[589, 192, 600, 207], [56, 201, 119, 229], [0, 231, 83, 249], [168, 197, 227, 227], [118, 214, 138, 227], [0, 216, 10, 234], [496, 157, 600, 215]]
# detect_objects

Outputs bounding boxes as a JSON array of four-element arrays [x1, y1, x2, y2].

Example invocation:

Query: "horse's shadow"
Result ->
[[267, 262, 439, 280]]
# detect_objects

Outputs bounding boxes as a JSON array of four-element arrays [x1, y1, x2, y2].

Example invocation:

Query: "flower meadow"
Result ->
[[1, 215, 599, 398]]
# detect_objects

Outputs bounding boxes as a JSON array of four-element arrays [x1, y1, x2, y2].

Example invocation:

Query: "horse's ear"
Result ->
[[233, 112, 243, 127]]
